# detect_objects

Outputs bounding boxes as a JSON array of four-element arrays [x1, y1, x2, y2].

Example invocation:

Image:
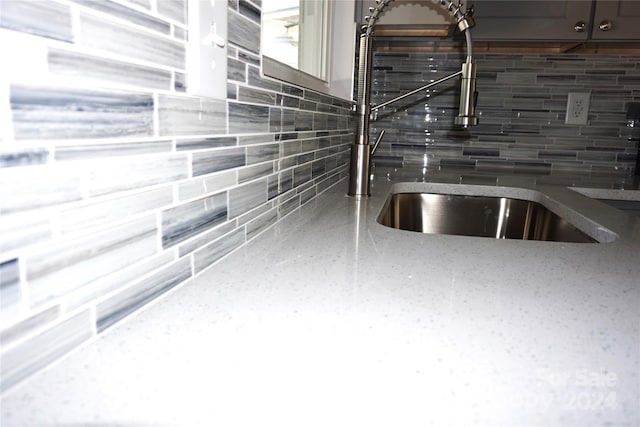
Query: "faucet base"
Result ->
[[348, 144, 371, 197]]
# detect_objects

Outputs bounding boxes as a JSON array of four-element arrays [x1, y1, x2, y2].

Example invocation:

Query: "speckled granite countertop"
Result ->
[[2, 174, 640, 427]]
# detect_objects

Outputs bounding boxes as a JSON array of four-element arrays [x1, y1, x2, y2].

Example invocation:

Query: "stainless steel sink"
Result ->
[[378, 193, 597, 243]]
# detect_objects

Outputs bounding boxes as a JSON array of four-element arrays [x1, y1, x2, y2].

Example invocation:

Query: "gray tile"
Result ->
[[246, 207, 278, 241], [69, 0, 170, 33], [48, 49, 172, 91], [157, 0, 187, 24], [86, 155, 189, 196], [0, 259, 21, 322], [192, 147, 246, 176], [229, 102, 269, 134], [193, 227, 245, 273], [269, 107, 282, 132], [158, 95, 227, 136], [79, 13, 184, 69], [248, 67, 281, 92], [293, 164, 312, 187], [55, 140, 172, 161], [0, 310, 93, 392], [27, 216, 158, 307], [65, 251, 175, 311], [295, 110, 313, 131], [239, 134, 274, 145], [239, 162, 274, 183], [125, 0, 151, 8], [228, 58, 247, 82], [228, 179, 268, 218], [174, 26, 187, 40], [238, 87, 277, 105], [228, 9, 260, 53], [239, 0, 260, 23], [278, 193, 300, 218], [59, 186, 174, 234], [0, 0, 72, 42], [10, 85, 154, 140], [0, 148, 49, 168], [0, 164, 82, 214], [178, 222, 236, 257], [0, 213, 51, 254], [247, 143, 280, 164], [176, 136, 237, 151], [96, 258, 192, 332], [175, 72, 186, 92], [177, 171, 237, 201], [0, 306, 59, 348], [161, 193, 228, 248]]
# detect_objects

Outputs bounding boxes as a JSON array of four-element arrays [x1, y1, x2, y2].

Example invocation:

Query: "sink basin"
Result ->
[[378, 193, 597, 243]]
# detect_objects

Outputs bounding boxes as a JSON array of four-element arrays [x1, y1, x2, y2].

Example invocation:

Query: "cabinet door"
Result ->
[[592, 0, 640, 40], [471, 1, 592, 41]]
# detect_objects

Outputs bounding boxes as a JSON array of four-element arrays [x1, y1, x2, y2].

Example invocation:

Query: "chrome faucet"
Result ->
[[348, 0, 479, 198]]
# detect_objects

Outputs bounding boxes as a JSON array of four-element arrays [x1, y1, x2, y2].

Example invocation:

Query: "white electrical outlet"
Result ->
[[565, 92, 590, 125]]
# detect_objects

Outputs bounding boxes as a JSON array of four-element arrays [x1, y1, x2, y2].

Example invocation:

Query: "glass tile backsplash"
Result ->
[[0, 0, 352, 393], [370, 52, 639, 176]]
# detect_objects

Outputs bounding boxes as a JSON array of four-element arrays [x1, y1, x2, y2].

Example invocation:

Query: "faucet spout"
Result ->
[[348, 0, 478, 198]]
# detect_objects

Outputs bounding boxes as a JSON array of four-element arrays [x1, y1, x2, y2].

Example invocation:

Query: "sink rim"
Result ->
[[376, 183, 618, 244]]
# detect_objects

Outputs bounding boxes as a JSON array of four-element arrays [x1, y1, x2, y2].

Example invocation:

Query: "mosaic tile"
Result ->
[[27, 216, 158, 307], [59, 186, 173, 234], [0, 148, 49, 168], [177, 171, 237, 201], [79, 13, 184, 69], [228, 9, 260, 53], [161, 192, 228, 248], [0, 310, 93, 392], [176, 136, 237, 151], [0, 164, 82, 214], [86, 155, 189, 196], [0, 306, 59, 348], [10, 86, 154, 140], [229, 102, 270, 134], [96, 258, 192, 332], [0, 213, 51, 254], [65, 251, 175, 311], [246, 143, 280, 165], [178, 222, 236, 257], [192, 147, 246, 176], [158, 95, 227, 136], [55, 140, 172, 161], [228, 179, 268, 218], [70, 0, 170, 34], [239, 162, 274, 183], [193, 228, 245, 274], [0, 259, 21, 323], [49, 49, 172, 91], [0, 0, 72, 42]]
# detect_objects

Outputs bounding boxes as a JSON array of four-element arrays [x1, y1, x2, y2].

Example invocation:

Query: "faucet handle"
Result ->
[[371, 130, 386, 156]]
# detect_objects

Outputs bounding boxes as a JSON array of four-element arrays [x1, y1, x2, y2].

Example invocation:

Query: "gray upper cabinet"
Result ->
[[471, 1, 592, 41], [591, 0, 640, 40]]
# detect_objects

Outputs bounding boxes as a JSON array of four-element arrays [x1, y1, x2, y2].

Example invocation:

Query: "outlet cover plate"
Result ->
[[565, 92, 590, 125]]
